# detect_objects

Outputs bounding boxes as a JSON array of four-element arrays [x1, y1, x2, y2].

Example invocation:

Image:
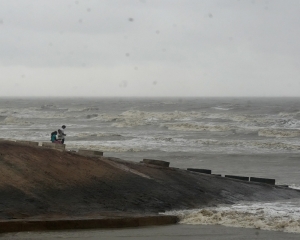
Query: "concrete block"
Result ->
[[78, 149, 103, 157], [225, 175, 249, 181], [187, 168, 211, 174], [41, 142, 65, 151], [16, 140, 39, 146], [142, 159, 170, 167], [250, 177, 275, 185]]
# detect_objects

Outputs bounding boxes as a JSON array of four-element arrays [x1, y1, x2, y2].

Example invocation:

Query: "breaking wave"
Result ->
[[272, 118, 300, 129], [106, 110, 300, 130], [258, 129, 300, 138], [66, 107, 99, 112], [289, 184, 300, 190], [212, 106, 232, 111], [74, 132, 122, 138], [170, 200, 300, 233], [163, 122, 232, 132], [252, 141, 300, 151], [109, 110, 207, 127], [1, 116, 33, 126], [66, 143, 144, 152]]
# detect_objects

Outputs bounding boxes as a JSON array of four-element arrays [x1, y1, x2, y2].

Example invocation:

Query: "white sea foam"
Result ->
[[92, 110, 299, 133], [66, 136, 192, 153], [252, 141, 300, 151], [40, 104, 57, 110], [212, 106, 232, 111], [67, 143, 144, 152], [274, 118, 300, 129], [258, 129, 300, 138], [74, 132, 122, 138], [278, 111, 300, 118], [65, 135, 300, 154], [109, 110, 208, 127], [169, 200, 300, 233], [111, 120, 148, 128], [289, 184, 300, 190], [2, 116, 33, 126], [163, 122, 232, 132], [10, 108, 67, 119], [109, 110, 299, 133], [66, 107, 99, 112]]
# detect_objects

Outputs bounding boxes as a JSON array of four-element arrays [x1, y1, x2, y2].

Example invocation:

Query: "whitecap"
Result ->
[[73, 132, 122, 138], [258, 129, 300, 138], [2, 116, 33, 126], [66, 143, 144, 152], [163, 122, 232, 132], [212, 106, 232, 111]]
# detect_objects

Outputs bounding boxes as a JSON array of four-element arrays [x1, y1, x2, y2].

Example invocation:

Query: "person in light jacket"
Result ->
[[57, 125, 66, 144]]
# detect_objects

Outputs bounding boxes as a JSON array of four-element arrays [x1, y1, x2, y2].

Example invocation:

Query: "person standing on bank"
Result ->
[[57, 125, 66, 144]]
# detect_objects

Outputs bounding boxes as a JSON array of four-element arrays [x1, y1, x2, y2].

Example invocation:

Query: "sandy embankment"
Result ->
[[0, 140, 300, 232]]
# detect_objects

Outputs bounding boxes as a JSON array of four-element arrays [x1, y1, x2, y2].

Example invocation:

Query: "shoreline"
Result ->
[[1, 140, 300, 233], [0, 215, 178, 233]]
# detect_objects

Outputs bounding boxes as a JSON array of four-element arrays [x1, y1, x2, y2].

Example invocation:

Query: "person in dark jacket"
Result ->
[[51, 131, 61, 143]]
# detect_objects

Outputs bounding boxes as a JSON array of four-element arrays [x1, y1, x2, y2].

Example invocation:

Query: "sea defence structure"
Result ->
[[0, 140, 300, 232]]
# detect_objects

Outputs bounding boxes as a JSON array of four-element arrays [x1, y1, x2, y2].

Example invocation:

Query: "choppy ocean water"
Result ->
[[1, 97, 300, 235]]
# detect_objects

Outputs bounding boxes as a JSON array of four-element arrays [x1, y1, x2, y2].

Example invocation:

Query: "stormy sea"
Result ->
[[1, 97, 300, 239]]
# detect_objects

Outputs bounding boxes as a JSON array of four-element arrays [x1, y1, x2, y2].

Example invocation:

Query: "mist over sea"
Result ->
[[1, 97, 300, 237]]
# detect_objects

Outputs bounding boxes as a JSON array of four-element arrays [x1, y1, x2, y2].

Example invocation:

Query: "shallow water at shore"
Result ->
[[2, 224, 300, 239], [169, 198, 300, 234]]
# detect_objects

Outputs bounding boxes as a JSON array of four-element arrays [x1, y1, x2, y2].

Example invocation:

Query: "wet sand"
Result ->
[[2, 224, 300, 240]]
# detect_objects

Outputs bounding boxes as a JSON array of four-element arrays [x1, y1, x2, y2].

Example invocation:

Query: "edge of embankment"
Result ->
[[0, 215, 178, 233]]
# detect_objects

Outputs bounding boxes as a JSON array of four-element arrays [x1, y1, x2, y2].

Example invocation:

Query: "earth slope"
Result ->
[[0, 140, 299, 220]]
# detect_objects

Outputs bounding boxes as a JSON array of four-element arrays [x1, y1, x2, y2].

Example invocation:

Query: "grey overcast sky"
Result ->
[[0, 0, 299, 97]]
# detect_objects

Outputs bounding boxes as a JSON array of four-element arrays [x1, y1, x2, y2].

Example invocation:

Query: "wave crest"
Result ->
[[67, 143, 143, 152], [74, 132, 122, 138], [2, 116, 33, 126], [258, 129, 300, 138], [164, 122, 232, 132]]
